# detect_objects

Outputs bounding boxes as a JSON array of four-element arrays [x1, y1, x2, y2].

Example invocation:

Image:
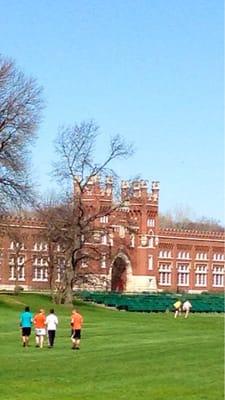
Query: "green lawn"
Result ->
[[0, 293, 223, 400]]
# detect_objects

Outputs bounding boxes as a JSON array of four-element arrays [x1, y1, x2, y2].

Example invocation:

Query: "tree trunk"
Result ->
[[53, 262, 74, 304]]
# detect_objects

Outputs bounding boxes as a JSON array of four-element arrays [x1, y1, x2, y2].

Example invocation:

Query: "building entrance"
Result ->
[[111, 253, 132, 292]]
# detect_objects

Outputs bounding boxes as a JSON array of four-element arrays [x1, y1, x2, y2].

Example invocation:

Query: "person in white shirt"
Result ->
[[182, 300, 192, 318], [46, 309, 58, 347]]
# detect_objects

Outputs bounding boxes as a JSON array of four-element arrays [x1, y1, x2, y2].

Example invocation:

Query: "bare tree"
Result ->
[[0, 55, 43, 212], [38, 121, 133, 303], [159, 207, 224, 232]]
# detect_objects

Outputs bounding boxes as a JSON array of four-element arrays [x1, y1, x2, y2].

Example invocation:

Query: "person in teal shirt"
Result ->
[[20, 306, 33, 347]]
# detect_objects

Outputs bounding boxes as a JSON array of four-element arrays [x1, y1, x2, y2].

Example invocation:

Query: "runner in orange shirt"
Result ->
[[33, 309, 46, 348], [70, 309, 84, 350]]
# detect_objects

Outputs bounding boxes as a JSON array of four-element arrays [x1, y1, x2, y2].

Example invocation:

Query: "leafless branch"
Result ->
[[0, 55, 44, 212]]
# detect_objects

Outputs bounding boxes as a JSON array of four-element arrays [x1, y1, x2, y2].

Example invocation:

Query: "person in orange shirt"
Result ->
[[70, 309, 84, 350], [33, 309, 46, 348]]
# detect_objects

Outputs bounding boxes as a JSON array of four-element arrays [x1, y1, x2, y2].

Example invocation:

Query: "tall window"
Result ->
[[159, 263, 171, 285], [147, 218, 155, 227], [56, 244, 61, 252], [9, 256, 16, 280], [212, 265, 224, 287], [101, 234, 108, 245], [119, 226, 125, 238], [109, 233, 114, 246], [177, 263, 190, 286], [148, 255, 153, 270], [32, 257, 48, 281], [17, 265, 25, 280], [130, 234, 135, 248], [195, 264, 207, 287], [100, 255, 106, 269], [9, 256, 25, 280], [100, 215, 108, 224]]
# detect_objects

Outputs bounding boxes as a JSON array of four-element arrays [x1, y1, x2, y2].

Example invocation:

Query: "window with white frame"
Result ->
[[130, 233, 135, 248], [109, 233, 114, 246], [9, 265, 16, 280], [213, 253, 225, 261], [9, 255, 15, 265], [17, 256, 25, 280], [177, 263, 190, 286], [212, 265, 224, 287], [9, 256, 25, 280], [196, 252, 208, 260], [56, 244, 61, 252], [17, 265, 25, 280], [18, 256, 25, 265], [195, 264, 207, 287], [119, 225, 125, 238], [9, 241, 15, 250], [159, 250, 172, 258], [101, 233, 108, 245], [9, 241, 25, 250], [148, 255, 153, 270], [159, 263, 171, 285], [56, 244, 65, 252], [33, 242, 48, 252], [100, 255, 107, 269], [9, 258, 17, 280], [81, 234, 85, 244], [177, 251, 190, 259], [32, 257, 48, 281], [100, 215, 108, 224], [147, 218, 155, 227]]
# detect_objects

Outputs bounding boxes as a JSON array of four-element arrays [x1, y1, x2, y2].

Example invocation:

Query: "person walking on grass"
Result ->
[[33, 309, 46, 348], [19, 306, 33, 347], [46, 309, 58, 348], [70, 309, 83, 350], [182, 300, 192, 318], [173, 299, 182, 318]]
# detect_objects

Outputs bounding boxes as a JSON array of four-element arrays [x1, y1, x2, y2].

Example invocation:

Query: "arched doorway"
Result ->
[[110, 253, 132, 292]]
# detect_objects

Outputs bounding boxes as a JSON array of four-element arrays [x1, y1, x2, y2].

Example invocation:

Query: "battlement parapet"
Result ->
[[77, 177, 160, 204], [121, 179, 160, 203], [159, 227, 225, 240], [152, 181, 160, 191], [0, 215, 46, 228], [75, 176, 113, 198]]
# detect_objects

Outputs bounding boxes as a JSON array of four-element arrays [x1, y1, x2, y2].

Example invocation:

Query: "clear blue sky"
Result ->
[[1, 0, 224, 223]]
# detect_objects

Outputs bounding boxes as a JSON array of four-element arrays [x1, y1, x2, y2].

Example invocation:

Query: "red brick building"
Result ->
[[0, 179, 224, 293]]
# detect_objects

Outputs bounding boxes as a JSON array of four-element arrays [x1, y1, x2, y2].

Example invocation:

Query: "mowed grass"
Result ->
[[0, 293, 223, 400]]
